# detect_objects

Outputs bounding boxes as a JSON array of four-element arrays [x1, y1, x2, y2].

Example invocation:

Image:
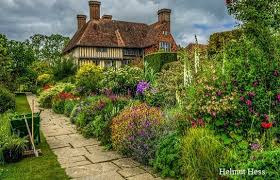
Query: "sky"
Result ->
[[0, 0, 237, 46]]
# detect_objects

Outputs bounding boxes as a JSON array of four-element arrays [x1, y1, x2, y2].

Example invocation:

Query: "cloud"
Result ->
[[0, 0, 236, 46]]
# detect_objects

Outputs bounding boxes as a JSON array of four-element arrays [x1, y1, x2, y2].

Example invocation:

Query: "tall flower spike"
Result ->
[[194, 35, 200, 74]]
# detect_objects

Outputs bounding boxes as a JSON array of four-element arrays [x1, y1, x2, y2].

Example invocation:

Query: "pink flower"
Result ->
[[253, 81, 259, 87], [264, 114, 270, 121], [248, 92, 256, 97], [240, 96, 245, 102], [246, 100, 252, 106]]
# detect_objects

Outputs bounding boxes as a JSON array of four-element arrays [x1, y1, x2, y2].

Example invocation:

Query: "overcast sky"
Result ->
[[0, 0, 236, 46]]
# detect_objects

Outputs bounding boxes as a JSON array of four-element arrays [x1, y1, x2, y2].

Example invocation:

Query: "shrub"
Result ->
[[0, 86, 15, 113], [101, 66, 144, 95], [70, 96, 129, 147], [64, 100, 77, 117], [153, 131, 183, 178], [37, 73, 53, 86], [237, 149, 280, 179], [52, 57, 77, 81], [0, 113, 26, 164], [38, 83, 75, 108], [52, 92, 77, 114], [182, 128, 227, 179], [111, 103, 165, 164], [76, 64, 103, 95]]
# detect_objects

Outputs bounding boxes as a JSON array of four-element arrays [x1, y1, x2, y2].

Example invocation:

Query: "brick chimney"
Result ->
[[77, 15, 87, 30], [89, 1, 101, 20], [102, 15, 112, 20], [158, 9, 171, 32]]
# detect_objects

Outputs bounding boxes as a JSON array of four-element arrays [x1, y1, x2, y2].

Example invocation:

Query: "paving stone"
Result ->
[[127, 173, 156, 180], [118, 167, 146, 178], [74, 171, 125, 180], [53, 147, 89, 158], [66, 162, 119, 178], [113, 158, 141, 168], [85, 150, 122, 163], [58, 156, 86, 164], [61, 160, 92, 168]]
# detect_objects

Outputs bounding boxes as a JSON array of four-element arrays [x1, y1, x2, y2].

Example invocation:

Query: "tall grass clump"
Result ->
[[182, 128, 227, 179]]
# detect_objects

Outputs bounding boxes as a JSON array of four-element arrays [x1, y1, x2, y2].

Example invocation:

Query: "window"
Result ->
[[104, 60, 112, 67], [162, 31, 169, 35], [93, 60, 100, 66], [159, 42, 171, 52], [123, 49, 141, 56], [122, 60, 130, 65], [96, 48, 108, 52]]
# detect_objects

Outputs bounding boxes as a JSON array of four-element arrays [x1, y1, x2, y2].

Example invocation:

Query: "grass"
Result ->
[[15, 94, 31, 113], [0, 94, 69, 180]]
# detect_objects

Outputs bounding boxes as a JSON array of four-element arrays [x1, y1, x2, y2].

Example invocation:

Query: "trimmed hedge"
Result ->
[[144, 52, 177, 75]]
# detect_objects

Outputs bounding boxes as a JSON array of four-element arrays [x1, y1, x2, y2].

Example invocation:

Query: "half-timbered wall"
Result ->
[[78, 47, 123, 59]]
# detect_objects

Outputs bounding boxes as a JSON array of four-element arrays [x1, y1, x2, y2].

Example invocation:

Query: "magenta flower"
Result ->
[[246, 100, 252, 106], [277, 94, 280, 102], [252, 81, 259, 87], [273, 70, 279, 77], [216, 90, 222, 97]]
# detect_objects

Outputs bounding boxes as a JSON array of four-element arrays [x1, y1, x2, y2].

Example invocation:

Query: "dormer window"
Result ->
[[159, 42, 171, 52]]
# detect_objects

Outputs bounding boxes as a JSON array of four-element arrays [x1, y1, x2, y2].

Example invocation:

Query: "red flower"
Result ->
[[246, 100, 252, 106], [58, 92, 76, 100], [261, 122, 273, 129], [43, 84, 51, 91]]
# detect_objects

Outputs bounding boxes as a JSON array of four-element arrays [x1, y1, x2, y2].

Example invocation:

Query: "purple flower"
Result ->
[[264, 114, 270, 121], [136, 81, 150, 94], [250, 143, 261, 151], [216, 90, 222, 97]]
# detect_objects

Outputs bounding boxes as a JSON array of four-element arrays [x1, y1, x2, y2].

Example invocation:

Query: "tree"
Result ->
[[0, 34, 14, 89], [226, 0, 280, 58]]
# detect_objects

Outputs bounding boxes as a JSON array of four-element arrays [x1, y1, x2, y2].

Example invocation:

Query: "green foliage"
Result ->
[[0, 35, 15, 90], [144, 52, 177, 81], [64, 100, 77, 117], [52, 98, 65, 114], [0, 113, 26, 164], [238, 149, 280, 179], [29, 34, 70, 61], [38, 83, 75, 108], [182, 128, 227, 179], [37, 74, 53, 86], [208, 29, 243, 58], [51, 57, 77, 81], [70, 96, 129, 147], [76, 64, 103, 95], [153, 131, 183, 178], [0, 86, 15, 113], [102, 66, 144, 95], [227, 0, 280, 59]]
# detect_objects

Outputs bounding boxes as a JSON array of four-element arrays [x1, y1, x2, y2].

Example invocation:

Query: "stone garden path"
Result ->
[[26, 94, 163, 180]]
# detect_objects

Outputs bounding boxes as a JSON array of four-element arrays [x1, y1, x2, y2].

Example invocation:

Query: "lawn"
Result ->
[[0, 94, 69, 180]]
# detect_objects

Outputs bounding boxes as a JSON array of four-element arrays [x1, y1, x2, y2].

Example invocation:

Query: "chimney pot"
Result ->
[[77, 14, 87, 30], [89, 1, 101, 20]]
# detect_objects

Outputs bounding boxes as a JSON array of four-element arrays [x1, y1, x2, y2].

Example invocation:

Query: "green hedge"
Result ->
[[0, 86, 15, 113], [144, 52, 177, 74]]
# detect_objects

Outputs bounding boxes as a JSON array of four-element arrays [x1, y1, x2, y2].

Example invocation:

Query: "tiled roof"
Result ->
[[63, 19, 168, 53]]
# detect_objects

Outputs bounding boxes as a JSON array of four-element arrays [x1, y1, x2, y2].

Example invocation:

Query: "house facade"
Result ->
[[63, 1, 177, 68]]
